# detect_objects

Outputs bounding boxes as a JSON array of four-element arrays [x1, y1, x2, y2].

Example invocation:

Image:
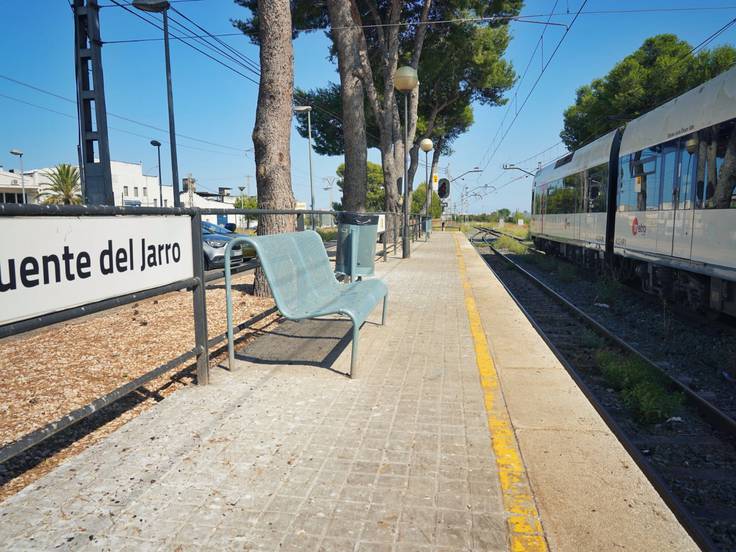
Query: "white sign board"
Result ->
[[0, 216, 194, 325]]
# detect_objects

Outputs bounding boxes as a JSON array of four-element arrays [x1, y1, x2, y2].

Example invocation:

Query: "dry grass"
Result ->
[[0, 271, 277, 501]]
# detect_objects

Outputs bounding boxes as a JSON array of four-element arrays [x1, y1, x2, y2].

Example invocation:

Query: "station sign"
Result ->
[[0, 216, 193, 325]]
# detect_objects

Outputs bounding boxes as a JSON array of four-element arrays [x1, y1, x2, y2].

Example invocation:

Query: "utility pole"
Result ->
[[73, 0, 114, 205]]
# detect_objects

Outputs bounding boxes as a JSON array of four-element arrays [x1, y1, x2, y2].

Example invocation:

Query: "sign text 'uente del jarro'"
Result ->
[[0, 216, 194, 325]]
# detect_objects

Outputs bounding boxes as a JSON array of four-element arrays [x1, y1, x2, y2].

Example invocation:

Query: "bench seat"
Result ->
[[224, 230, 388, 376]]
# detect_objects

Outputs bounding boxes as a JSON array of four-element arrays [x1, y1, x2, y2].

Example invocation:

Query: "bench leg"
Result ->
[[350, 320, 360, 378], [382, 294, 388, 325]]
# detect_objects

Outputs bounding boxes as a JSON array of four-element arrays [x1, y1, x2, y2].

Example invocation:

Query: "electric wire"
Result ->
[[0, 74, 250, 154], [0, 92, 244, 158]]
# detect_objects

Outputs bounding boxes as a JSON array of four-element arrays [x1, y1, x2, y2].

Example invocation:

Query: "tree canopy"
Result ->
[[334, 161, 385, 212], [410, 183, 442, 218], [561, 34, 736, 150], [39, 164, 82, 205]]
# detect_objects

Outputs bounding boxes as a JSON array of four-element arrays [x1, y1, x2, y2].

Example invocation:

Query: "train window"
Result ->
[[696, 118, 736, 209], [586, 163, 608, 213], [563, 173, 582, 213], [631, 146, 661, 211], [679, 135, 697, 210], [618, 155, 633, 212], [548, 177, 576, 214], [660, 141, 678, 210]]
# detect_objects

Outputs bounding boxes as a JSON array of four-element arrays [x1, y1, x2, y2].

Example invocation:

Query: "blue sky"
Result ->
[[1, 1, 735, 212]]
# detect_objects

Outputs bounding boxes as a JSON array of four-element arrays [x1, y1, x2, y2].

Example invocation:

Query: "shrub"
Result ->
[[595, 349, 683, 424], [622, 381, 684, 425], [316, 228, 338, 242], [493, 235, 528, 255]]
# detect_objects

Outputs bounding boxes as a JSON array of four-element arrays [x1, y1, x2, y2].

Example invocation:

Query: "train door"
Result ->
[[656, 140, 678, 255], [671, 135, 697, 259]]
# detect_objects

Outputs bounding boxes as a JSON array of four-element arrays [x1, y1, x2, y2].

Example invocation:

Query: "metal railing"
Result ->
[[0, 204, 420, 466], [0, 204, 209, 464]]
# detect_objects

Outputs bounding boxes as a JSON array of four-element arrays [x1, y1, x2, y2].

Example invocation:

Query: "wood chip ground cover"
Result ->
[[0, 272, 277, 501]]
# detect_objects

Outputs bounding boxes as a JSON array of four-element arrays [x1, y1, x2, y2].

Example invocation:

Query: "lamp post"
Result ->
[[150, 140, 163, 207], [133, 0, 180, 207], [238, 185, 246, 229], [294, 105, 315, 229], [394, 65, 418, 259], [419, 138, 433, 240], [9, 149, 25, 204]]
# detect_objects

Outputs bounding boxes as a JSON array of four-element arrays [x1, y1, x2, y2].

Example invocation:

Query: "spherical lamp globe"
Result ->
[[394, 66, 418, 92]]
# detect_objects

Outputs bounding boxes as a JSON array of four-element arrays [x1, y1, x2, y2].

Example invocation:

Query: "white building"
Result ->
[[0, 167, 39, 204], [1, 160, 240, 228], [109, 160, 175, 207]]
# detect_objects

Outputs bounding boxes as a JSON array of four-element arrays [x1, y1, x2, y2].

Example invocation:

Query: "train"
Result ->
[[530, 65, 736, 316]]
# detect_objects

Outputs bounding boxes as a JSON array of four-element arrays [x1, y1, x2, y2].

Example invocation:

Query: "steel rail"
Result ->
[[481, 236, 716, 551], [478, 233, 729, 551], [478, 227, 736, 438]]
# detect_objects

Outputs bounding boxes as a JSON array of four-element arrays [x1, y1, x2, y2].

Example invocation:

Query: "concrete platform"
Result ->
[[0, 232, 697, 551]]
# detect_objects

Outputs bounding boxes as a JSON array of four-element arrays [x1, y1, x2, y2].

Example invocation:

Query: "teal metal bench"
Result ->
[[224, 230, 388, 377]]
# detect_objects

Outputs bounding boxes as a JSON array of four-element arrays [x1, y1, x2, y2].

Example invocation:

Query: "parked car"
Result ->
[[201, 222, 255, 270]]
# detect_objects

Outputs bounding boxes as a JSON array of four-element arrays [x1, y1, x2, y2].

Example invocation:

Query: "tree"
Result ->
[[334, 161, 385, 212], [234, 195, 258, 229], [561, 34, 736, 149], [497, 207, 511, 220], [39, 164, 82, 205], [410, 183, 442, 218], [249, 0, 297, 296]]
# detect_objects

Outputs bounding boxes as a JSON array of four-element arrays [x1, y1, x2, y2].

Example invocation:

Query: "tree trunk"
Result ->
[[252, 0, 296, 297], [328, 0, 368, 212]]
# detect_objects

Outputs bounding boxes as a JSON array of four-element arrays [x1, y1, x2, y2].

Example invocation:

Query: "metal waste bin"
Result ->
[[424, 217, 432, 237], [335, 212, 379, 279]]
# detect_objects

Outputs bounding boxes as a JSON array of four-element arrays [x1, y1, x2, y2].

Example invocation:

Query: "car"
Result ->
[[200, 222, 255, 270]]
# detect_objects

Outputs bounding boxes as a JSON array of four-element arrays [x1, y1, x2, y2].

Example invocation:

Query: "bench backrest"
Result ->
[[243, 230, 341, 317]]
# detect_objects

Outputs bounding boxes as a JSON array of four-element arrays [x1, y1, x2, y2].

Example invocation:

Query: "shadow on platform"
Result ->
[[235, 318, 354, 375]]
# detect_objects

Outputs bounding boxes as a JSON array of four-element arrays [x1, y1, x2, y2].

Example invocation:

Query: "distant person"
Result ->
[[441, 220, 446, 232]]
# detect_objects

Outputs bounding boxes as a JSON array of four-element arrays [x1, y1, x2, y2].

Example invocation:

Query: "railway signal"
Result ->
[[438, 178, 450, 199]]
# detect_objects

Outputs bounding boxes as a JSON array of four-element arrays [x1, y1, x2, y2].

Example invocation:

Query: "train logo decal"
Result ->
[[631, 217, 647, 236]]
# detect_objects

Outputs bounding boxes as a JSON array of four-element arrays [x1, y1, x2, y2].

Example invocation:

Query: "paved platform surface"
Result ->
[[0, 232, 697, 551]]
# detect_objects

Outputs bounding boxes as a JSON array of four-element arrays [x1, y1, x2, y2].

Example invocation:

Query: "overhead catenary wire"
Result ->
[[0, 74, 250, 154], [101, 5, 736, 40], [0, 92, 244, 159], [514, 12, 736, 177], [108, 1, 366, 142], [478, 0, 562, 171], [478, 0, 589, 176]]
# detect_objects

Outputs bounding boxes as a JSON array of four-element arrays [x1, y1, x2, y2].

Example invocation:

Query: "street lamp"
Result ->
[[150, 140, 163, 207], [322, 177, 335, 211], [238, 185, 246, 229], [419, 138, 433, 241], [9, 149, 25, 204], [394, 65, 418, 259], [133, 0, 180, 207], [502, 163, 537, 177], [294, 105, 315, 229]]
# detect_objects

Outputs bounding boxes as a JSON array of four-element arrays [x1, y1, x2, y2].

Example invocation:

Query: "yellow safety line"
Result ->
[[454, 234, 548, 552]]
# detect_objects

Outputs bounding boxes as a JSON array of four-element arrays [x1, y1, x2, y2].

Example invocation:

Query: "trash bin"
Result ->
[[424, 217, 432, 236], [335, 212, 380, 279]]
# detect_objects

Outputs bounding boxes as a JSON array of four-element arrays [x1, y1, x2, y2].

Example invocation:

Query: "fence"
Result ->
[[0, 204, 426, 466]]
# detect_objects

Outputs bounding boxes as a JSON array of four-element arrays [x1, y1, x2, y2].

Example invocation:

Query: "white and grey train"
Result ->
[[530, 65, 736, 316]]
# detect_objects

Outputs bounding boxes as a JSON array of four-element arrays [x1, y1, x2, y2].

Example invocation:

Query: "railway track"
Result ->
[[473, 229, 736, 552]]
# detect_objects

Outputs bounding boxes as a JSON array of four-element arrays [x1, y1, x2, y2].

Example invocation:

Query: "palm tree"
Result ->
[[39, 164, 83, 205]]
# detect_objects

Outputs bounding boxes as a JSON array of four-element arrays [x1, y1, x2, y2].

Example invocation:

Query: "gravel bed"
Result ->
[[480, 246, 736, 551], [507, 249, 736, 419]]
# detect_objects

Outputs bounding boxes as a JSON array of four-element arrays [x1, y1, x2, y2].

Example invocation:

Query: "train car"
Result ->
[[531, 65, 736, 316], [530, 129, 621, 264]]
